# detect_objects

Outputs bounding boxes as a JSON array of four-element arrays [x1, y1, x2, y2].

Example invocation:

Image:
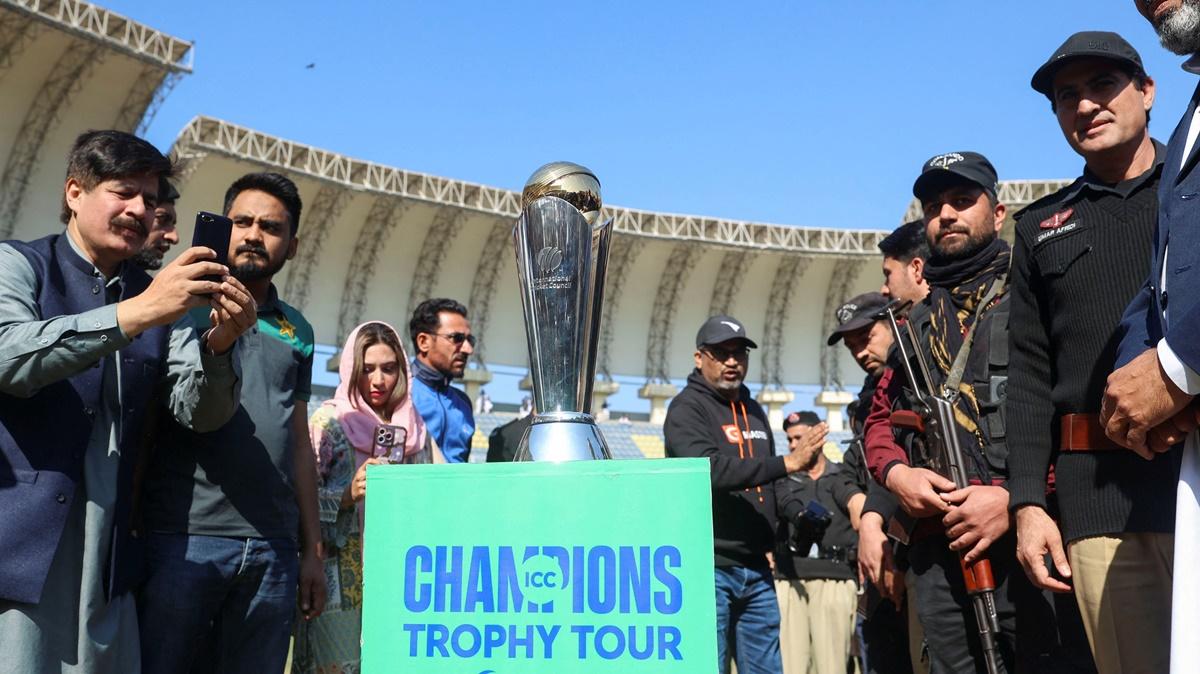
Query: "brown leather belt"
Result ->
[[1060, 413, 1123, 451]]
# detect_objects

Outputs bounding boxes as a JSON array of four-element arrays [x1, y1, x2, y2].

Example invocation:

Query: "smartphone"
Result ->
[[191, 211, 232, 282], [374, 424, 408, 463]]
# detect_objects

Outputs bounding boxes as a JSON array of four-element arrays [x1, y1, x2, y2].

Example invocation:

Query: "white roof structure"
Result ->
[[167, 116, 905, 391], [0, 0, 191, 239]]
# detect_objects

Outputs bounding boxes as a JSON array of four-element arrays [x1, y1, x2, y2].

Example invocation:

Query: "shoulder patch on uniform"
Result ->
[[1011, 178, 1083, 224], [1039, 207, 1074, 230]]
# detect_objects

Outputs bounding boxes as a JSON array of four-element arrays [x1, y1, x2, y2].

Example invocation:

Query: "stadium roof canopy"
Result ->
[[0, 0, 192, 239], [167, 116, 896, 393], [165, 116, 1071, 397]]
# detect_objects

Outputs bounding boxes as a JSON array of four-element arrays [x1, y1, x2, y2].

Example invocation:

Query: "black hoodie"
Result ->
[[664, 370, 785, 567]]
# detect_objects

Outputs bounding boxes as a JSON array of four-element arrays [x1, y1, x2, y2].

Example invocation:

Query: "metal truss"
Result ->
[[0, 41, 102, 238], [111, 63, 164, 131], [168, 148, 207, 188], [111, 65, 181, 135], [335, 195, 409, 343], [708, 249, 754, 316], [466, 217, 513, 368], [405, 207, 465, 322], [901, 179, 1076, 223], [644, 244, 700, 383], [172, 116, 890, 257], [1, 0, 191, 71], [819, 258, 865, 388], [760, 255, 812, 389], [280, 184, 350, 310], [0, 7, 38, 77], [596, 234, 645, 379]]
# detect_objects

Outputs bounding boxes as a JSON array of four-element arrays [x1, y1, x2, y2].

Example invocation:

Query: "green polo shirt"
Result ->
[[144, 286, 313, 540]]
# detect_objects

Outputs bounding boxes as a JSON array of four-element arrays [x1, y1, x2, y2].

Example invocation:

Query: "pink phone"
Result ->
[[374, 424, 408, 463]]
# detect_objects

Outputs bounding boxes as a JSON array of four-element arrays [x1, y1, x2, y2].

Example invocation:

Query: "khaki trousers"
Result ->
[[775, 577, 858, 674], [1068, 533, 1173, 674]]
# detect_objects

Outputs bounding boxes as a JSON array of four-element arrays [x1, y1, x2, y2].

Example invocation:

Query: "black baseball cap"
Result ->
[[912, 151, 998, 204], [1031, 31, 1145, 99], [826, 292, 889, 345], [696, 314, 758, 349]]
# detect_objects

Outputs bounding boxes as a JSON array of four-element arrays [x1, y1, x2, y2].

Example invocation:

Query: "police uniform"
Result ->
[[774, 459, 861, 674], [1008, 145, 1173, 674], [865, 152, 1093, 674], [1007, 32, 1175, 674]]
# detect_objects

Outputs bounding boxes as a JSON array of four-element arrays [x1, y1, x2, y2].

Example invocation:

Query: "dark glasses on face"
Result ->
[[702, 346, 749, 362], [435, 332, 477, 348]]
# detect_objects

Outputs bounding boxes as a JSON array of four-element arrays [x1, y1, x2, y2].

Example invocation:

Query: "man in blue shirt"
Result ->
[[409, 298, 476, 462]]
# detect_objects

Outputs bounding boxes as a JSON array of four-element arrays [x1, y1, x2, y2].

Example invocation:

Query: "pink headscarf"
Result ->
[[320, 321, 428, 467]]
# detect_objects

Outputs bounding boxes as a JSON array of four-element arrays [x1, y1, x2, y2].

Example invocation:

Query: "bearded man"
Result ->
[[864, 153, 1092, 674], [138, 172, 326, 674]]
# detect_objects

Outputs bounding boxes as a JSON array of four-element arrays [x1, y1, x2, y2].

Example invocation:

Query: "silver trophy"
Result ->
[[513, 162, 613, 461]]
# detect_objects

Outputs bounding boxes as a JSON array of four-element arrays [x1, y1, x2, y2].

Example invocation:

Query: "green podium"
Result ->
[[361, 458, 718, 673]]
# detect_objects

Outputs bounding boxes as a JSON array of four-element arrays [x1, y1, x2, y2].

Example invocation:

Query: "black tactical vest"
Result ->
[[892, 295, 1009, 482]]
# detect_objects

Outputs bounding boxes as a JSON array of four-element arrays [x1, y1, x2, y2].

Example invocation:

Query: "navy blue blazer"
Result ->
[[0, 235, 168, 604], [1117, 80, 1200, 373]]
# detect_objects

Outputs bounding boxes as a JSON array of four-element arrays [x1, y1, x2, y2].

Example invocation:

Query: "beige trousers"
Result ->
[[1068, 533, 1173, 674], [775, 578, 858, 674]]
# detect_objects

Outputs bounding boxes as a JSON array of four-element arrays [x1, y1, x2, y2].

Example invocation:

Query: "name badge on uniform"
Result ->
[[1036, 221, 1078, 244]]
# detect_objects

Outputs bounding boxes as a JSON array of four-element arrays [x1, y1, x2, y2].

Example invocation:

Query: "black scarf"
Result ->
[[922, 237, 1010, 450]]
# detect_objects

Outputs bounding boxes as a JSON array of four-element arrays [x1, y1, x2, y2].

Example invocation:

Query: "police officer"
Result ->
[[774, 410, 863, 674], [828, 291, 921, 674], [1008, 31, 1168, 674], [863, 152, 1089, 674]]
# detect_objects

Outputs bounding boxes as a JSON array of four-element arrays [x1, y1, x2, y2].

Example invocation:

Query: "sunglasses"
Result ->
[[702, 346, 749, 362], [434, 332, 477, 348]]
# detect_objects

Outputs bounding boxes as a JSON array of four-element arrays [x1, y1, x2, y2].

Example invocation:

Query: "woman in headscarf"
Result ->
[[293, 321, 443, 673]]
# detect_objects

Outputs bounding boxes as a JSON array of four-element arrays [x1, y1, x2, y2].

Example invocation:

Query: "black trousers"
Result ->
[[861, 589, 914, 674], [907, 533, 1095, 674]]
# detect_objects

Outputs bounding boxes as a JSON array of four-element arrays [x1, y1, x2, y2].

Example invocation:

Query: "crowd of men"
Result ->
[[0, 125, 484, 671], [665, 5, 1200, 672], [4, 3, 1200, 674]]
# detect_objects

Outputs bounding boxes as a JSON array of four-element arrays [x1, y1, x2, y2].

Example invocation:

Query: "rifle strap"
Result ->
[[942, 274, 1007, 399]]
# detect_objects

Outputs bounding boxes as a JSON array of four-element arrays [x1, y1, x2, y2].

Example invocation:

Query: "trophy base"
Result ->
[[514, 411, 612, 462]]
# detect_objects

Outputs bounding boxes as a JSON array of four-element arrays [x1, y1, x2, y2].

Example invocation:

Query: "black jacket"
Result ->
[[774, 461, 861, 581], [486, 414, 532, 463], [664, 370, 784, 567]]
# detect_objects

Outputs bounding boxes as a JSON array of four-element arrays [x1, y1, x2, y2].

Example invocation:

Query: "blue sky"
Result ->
[[111, 1, 1196, 231]]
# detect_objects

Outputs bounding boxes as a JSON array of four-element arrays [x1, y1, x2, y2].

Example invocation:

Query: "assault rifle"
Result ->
[[883, 300, 1002, 674]]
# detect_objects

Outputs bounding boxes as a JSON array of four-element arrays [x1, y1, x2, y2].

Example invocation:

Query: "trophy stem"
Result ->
[[513, 195, 613, 462]]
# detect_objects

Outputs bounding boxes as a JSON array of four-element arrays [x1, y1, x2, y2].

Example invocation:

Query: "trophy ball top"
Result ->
[[522, 161, 602, 225]]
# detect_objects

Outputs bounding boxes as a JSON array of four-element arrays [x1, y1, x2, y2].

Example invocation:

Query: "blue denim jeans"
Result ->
[[138, 533, 299, 674], [715, 564, 783, 674]]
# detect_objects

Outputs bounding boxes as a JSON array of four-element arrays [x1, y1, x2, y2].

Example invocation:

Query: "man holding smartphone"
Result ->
[[139, 172, 326, 674], [0, 130, 255, 673]]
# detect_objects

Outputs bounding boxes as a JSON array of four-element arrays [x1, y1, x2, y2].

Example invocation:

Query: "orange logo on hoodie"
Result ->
[[722, 424, 742, 444]]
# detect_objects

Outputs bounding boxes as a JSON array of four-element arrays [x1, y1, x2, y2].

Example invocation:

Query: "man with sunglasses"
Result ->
[[409, 298, 477, 463], [665, 315, 821, 674]]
